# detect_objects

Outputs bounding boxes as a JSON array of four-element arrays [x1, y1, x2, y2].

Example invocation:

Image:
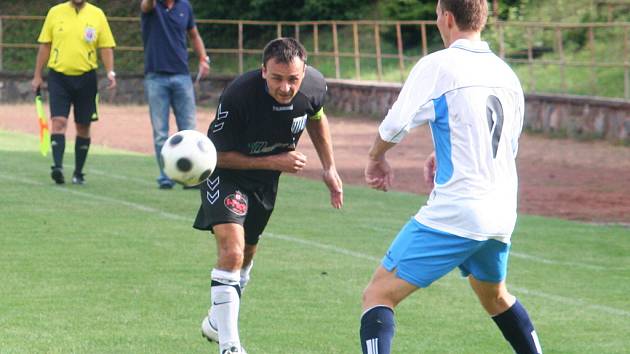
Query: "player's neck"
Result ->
[[70, 1, 86, 11], [446, 31, 481, 47]]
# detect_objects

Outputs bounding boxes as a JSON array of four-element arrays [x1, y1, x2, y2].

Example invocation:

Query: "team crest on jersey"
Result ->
[[291, 114, 307, 134], [84, 26, 97, 43], [224, 191, 247, 216]]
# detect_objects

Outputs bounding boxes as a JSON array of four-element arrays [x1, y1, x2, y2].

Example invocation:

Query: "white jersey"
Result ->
[[379, 39, 524, 242]]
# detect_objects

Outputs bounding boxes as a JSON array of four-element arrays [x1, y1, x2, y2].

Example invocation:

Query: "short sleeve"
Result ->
[[379, 56, 441, 143], [37, 9, 54, 43], [186, 3, 195, 30], [207, 96, 242, 152], [97, 10, 116, 48]]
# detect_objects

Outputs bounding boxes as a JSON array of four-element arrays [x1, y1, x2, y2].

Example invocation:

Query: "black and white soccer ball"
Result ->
[[161, 130, 217, 186]]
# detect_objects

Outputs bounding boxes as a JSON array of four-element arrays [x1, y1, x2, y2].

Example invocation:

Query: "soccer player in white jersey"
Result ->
[[359, 1, 543, 353]]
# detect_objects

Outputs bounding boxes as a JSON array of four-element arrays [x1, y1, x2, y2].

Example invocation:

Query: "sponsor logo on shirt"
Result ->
[[273, 105, 294, 111], [247, 141, 292, 155]]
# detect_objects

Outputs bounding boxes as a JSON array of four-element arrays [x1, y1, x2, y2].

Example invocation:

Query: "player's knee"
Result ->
[[480, 291, 515, 315], [218, 246, 244, 269], [51, 117, 67, 133]]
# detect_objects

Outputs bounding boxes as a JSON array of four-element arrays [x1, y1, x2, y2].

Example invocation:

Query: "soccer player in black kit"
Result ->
[[194, 37, 343, 354]]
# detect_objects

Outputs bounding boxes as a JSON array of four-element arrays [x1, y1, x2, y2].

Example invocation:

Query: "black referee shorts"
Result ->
[[48, 69, 98, 124], [193, 174, 275, 245]]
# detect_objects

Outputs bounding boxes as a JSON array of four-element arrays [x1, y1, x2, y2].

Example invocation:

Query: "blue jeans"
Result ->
[[144, 73, 196, 184]]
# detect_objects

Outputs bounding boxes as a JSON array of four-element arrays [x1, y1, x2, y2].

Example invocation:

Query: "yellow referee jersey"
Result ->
[[38, 2, 116, 76]]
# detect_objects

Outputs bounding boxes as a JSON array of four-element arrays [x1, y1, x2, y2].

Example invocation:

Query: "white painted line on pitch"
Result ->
[[265, 232, 381, 262], [87, 168, 156, 187], [512, 286, 630, 317], [2, 172, 629, 318], [266, 231, 630, 318], [510, 251, 606, 271]]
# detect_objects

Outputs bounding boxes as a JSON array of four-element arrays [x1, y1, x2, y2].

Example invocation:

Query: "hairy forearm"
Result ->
[[191, 32, 207, 62], [306, 115, 336, 170], [34, 44, 51, 77], [100, 48, 114, 72], [368, 135, 396, 161], [140, 0, 156, 13], [217, 151, 278, 171]]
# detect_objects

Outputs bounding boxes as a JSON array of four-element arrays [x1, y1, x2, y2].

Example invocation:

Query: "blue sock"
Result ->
[[492, 300, 542, 354], [360, 306, 395, 354]]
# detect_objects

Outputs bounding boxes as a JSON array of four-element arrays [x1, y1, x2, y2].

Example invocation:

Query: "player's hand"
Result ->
[[275, 151, 307, 173], [199, 60, 210, 79], [106, 71, 117, 90], [322, 167, 343, 209], [423, 151, 436, 189], [31, 76, 43, 93], [365, 157, 393, 192]]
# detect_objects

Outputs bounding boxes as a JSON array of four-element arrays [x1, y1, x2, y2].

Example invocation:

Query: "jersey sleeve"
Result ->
[[97, 10, 116, 48], [207, 95, 242, 152], [37, 8, 54, 43], [378, 56, 441, 143], [186, 2, 196, 30]]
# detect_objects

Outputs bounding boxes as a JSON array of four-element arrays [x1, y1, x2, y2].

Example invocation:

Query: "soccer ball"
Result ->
[[160, 130, 217, 186]]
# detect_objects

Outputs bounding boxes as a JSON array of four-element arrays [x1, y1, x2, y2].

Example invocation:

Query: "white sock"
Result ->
[[240, 261, 254, 291], [210, 268, 241, 351]]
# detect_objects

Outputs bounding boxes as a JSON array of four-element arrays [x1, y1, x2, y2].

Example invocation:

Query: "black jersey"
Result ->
[[207, 65, 327, 199]]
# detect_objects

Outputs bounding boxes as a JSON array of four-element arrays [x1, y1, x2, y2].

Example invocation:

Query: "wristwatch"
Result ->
[[202, 56, 211, 64], [108, 70, 116, 78]]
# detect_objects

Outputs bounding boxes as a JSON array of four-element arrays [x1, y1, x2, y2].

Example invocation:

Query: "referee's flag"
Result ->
[[35, 87, 51, 157]]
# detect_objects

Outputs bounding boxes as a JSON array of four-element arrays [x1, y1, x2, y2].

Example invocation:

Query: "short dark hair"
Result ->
[[262, 37, 307, 66], [439, 0, 488, 32]]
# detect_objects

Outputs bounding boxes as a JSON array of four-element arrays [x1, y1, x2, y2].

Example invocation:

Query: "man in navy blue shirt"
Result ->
[[141, 0, 210, 189]]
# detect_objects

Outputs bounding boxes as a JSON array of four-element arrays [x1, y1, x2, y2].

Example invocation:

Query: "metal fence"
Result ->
[[1, 15, 629, 99]]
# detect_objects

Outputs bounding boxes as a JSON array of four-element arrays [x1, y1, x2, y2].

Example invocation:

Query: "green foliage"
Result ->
[[191, 0, 375, 20]]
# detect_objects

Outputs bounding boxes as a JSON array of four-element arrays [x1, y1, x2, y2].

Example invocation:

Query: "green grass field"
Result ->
[[1, 130, 629, 353]]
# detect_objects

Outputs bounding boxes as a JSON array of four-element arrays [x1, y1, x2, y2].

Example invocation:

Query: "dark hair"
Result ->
[[439, 0, 488, 32], [262, 37, 307, 66]]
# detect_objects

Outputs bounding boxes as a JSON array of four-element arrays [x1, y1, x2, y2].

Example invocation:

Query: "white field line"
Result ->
[[1, 172, 629, 318]]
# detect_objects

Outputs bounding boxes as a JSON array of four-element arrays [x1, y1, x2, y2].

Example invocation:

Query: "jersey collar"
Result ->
[[449, 39, 491, 53]]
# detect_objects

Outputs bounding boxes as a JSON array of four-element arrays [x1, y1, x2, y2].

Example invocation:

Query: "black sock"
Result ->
[[492, 300, 542, 354], [74, 136, 91, 175], [51, 134, 65, 168], [360, 306, 395, 354]]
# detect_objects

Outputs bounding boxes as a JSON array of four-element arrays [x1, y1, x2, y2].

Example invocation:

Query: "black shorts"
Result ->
[[193, 174, 275, 245], [48, 69, 98, 124]]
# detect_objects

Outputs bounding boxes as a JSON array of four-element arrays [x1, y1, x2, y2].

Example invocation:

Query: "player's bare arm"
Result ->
[[217, 150, 307, 173], [365, 135, 396, 192], [306, 114, 343, 208], [99, 47, 116, 90], [140, 0, 156, 13], [423, 151, 436, 189], [31, 43, 51, 92]]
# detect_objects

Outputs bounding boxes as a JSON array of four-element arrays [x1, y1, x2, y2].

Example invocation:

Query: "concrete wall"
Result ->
[[1, 72, 629, 144]]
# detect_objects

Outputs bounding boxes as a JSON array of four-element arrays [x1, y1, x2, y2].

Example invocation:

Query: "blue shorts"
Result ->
[[381, 218, 510, 288]]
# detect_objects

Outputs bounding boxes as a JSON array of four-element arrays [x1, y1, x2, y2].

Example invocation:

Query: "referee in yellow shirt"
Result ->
[[31, 0, 116, 185]]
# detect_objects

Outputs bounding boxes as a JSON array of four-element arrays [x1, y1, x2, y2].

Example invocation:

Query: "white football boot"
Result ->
[[201, 316, 247, 354], [201, 315, 219, 343]]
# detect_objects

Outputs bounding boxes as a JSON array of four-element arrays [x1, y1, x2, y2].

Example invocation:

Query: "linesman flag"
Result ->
[[35, 87, 51, 157]]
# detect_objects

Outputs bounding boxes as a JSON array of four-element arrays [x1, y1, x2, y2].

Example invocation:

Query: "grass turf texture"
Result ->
[[1, 130, 629, 353]]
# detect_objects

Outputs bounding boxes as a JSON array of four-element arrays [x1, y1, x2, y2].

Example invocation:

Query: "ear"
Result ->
[[446, 11, 456, 29], [261, 64, 267, 79]]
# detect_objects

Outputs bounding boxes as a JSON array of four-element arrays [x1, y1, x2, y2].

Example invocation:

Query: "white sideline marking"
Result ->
[[510, 251, 607, 271], [1, 172, 629, 318]]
